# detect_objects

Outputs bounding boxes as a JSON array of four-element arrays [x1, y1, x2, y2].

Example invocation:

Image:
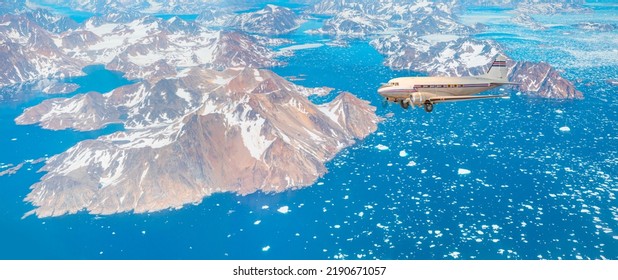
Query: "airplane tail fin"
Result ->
[[482, 54, 508, 81]]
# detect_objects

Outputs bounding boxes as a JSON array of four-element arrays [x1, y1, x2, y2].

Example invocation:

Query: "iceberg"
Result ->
[[457, 168, 471, 175]]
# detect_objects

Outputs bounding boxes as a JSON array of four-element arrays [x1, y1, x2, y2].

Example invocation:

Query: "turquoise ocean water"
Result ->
[[0, 6, 616, 260]]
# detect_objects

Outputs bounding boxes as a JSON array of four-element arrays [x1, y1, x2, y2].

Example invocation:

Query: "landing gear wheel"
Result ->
[[400, 100, 410, 109], [424, 101, 434, 112]]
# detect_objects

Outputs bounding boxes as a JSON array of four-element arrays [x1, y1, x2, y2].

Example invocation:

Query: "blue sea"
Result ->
[[0, 6, 616, 260]]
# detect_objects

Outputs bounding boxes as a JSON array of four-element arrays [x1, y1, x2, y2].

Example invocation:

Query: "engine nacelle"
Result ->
[[409, 92, 429, 105]]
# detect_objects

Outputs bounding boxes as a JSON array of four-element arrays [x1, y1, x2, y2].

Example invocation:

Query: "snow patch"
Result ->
[[224, 103, 274, 160], [175, 88, 192, 104]]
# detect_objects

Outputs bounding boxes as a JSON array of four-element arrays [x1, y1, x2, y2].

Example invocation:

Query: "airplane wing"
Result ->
[[428, 94, 508, 104], [491, 82, 521, 86]]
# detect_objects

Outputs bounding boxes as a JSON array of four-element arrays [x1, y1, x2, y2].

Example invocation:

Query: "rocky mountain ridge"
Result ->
[[306, 0, 464, 38], [0, 13, 280, 86], [229, 4, 302, 35], [0, 14, 85, 87], [19, 67, 382, 218]]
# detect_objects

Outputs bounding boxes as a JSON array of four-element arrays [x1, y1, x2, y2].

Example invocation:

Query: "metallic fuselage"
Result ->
[[377, 76, 501, 100]]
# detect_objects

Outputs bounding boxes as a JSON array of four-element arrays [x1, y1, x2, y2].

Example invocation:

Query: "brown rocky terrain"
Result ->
[[20, 68, 382, 218]]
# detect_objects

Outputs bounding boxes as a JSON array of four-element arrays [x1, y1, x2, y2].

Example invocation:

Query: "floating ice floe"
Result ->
[[406, 161, 417, 167], [375, 144, 389, 151], [277, 206, 290, 214], [262, 246, 270, 252], [399, 150, 408, 157], [254, 220, 261, 225], [559, 126, 571, 132], [457, 168, 471, 175], [261, 205, 269, 210]]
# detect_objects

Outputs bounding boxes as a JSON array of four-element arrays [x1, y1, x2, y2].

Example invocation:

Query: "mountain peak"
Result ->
[[265, 4, 279, 10], [230, 3, 301, 35]]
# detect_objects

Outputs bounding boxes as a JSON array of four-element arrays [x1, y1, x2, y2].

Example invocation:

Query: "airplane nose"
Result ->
[[377, 84, 388, 94]]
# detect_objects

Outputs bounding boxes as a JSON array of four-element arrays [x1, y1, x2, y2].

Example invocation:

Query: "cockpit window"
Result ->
[[389, 82, 399, 86]]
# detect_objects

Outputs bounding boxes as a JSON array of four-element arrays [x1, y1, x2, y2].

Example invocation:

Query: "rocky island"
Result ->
[[19, 67, 381, 217]]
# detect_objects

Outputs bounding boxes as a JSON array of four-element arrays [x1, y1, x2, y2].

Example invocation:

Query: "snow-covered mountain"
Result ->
[[508, 61, 582, 98], [87, 10, 145, 25], [0, 13, 280, 87], [72, 15, 278, 75], [229, 4, 302, 35], [514, 2, 591, 15], [307, 0, 471, 38], [402, 13, 478, 37], [30, 0, 299, 14], [306, 9, 389, 38], [309, 0, 373, 15], [0, 14, 84, 87], [309, 0, 455, 17], [195, 7, 233, 27], [371, 35, 502, 76], [18, 67, 381, 217], [74, 15, 279, 78], [510, 13, 547, 31], [22, 8, 79, 33], [29, 0, 223, 14], [456, 0, 586, 8]]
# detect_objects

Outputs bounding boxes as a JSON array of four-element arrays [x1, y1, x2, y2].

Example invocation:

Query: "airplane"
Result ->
[[377, 54, 517, 112]]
